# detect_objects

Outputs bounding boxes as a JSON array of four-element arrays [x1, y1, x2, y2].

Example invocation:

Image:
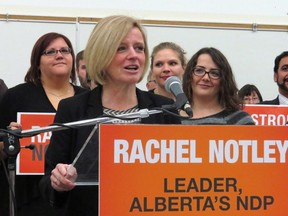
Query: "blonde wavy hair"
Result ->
[[84, 15, 149, 85]]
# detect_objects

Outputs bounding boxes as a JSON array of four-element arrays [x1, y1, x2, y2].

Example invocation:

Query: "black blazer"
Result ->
[[260, 97, 279, 105], [39, 86, 181, 216]]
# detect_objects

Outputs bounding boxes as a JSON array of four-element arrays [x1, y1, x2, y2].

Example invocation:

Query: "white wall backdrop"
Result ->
[[1, 0, 288, 24], [0, 0, 288, 100]]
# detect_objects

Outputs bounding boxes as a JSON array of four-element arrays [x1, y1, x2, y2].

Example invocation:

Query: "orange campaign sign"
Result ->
[[99, 124, 288, 216], [243, 104, 288, 125], [16, 112, 55, 175]]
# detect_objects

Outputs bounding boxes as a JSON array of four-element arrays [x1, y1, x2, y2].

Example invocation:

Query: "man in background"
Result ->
[[146, 70, 157, 91], [261, 51, 288, 105], [76, 50, 89, 89], [76, 50, 97, 90]]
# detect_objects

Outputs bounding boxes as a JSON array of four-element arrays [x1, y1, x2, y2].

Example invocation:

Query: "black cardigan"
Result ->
[[260, 97, 280, 105]]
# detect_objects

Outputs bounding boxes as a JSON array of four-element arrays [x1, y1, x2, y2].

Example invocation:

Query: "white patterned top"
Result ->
[[103, 106, 141, 124]]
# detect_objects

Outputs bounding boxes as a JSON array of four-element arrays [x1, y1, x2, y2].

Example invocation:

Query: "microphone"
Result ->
[[164, 76, 193, 117]]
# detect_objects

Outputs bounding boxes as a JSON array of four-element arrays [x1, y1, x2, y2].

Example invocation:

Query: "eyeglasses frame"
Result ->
[[42, 47, 72, 56], [192, 67, 222, 80]]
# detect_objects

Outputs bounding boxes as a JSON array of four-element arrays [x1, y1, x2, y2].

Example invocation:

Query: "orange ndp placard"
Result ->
[[243, 104, 288, 125], [17, 112, 55, 175], [99, 124, 288, 216]]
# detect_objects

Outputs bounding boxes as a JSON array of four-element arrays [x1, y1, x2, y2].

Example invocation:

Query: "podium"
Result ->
[[97, 124, 288, 216], [68, 124, 99, 185], [5, 108, 288, 215]]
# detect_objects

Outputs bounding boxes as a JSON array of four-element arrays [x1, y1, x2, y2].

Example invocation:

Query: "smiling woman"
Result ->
[[181, 47, 255, 125]]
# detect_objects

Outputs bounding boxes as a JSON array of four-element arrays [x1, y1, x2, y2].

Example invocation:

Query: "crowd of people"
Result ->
[[0, 14, 287, 216]]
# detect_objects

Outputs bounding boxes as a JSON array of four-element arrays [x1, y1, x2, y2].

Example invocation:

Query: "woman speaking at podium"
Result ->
[[39, 15, 181, 216]]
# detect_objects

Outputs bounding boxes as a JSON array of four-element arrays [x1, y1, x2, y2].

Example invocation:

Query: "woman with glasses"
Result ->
[[0, 32, 87, 215], [182, 47, 254, 125], [238, 84, 263, 104]]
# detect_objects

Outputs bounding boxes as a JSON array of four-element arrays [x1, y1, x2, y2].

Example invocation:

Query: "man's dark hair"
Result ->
[[274, 51, 288, 73], [76, 50, 84, 69]]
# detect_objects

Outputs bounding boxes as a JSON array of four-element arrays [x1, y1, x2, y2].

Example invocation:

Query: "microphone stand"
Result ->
[[2, 133, 20, 216], [1, 108, 163, 216], [20, 108, 161, 137]]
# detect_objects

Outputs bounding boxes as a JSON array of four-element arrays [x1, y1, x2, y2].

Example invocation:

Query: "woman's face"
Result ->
[[191, 54, 221, 100], [243, 91, 260, 104], [40, 37, 73, 80], [152, 48, 185, 88], [105, 27, 146, 85]]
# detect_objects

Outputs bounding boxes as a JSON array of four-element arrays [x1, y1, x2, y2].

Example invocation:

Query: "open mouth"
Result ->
[[124, 65, 139, 71]]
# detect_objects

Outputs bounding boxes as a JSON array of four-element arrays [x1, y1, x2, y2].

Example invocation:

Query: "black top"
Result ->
[[0, 82, 87, 216], [39, 85, 181, 216]]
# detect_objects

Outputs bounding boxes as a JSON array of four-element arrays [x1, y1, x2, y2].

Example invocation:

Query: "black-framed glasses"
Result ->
[[192, 67, 222, 80], [42, 47, 72, 56]]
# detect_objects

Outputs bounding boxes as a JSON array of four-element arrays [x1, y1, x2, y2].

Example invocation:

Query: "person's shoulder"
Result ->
[[60, 86, 101, 107], [137, 89, 174, 105], [0, 79, 7, 87], [56, 90, 91, 120], [56, 87, 101, 121], [73, 85, 89, 94], [9, 82, 33, 89], [62, 88, 91, 104], [0, 79, 8, 96], [148, 89, 155, 94], [5, 82, 36, 94], [226, 109, 255, 125], [232, 109, 251, 116], [259, 97, 279, 105]]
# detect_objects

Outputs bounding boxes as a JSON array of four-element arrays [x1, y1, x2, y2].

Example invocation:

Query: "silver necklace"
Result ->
[[46, 92, 64, 101], [46, 88, 72, 101]]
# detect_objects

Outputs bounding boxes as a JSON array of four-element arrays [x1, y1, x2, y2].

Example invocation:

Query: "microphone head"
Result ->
[[164, 76, 182, 96]]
